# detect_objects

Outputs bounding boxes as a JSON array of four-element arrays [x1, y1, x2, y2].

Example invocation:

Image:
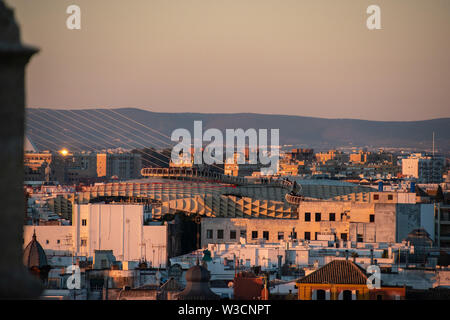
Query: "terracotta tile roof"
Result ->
[[297, 260, 368, 284]]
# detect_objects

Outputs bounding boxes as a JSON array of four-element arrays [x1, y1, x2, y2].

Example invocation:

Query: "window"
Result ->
[[315, 212, 321, 222], [370, 214, 375, 223], [252, 231, 258, 239], [304, 232, 311, 240], [206, 229, 213, 239], [57, 239, 60, 244], [357, 234, 363, 242], [278, 232, 284, 240], [343, 290, 353, 300], [305, 212, 311, 221], [46, 240, 49, 244], [388, 194, 393, 200], [263, 231, 269, 240], [80, 239, 87, 247], [82, 219, 87, 226], [373, 194, 379, 200], [341, 233, 347, 241], [240, 230, 247, 239], [230, 230, 236, 239], [217, 229, 224, 239], [291, 231, 297, 240], [315, 232, 319, 240], [316, 290, 326, 300], [329, 213, 335, 221]]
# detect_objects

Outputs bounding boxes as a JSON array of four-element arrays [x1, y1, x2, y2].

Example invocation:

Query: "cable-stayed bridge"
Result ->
[[26, 108, 304, 218]]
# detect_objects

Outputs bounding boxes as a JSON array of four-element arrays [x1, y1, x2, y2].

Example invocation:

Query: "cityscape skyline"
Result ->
[[24, 108, 450, 155], [1, 0, 450, 305]]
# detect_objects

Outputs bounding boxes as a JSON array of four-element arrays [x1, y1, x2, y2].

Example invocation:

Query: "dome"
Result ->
[[185, 265, 210, 283], [175, 263, 219, 300], [23, 231, 48, 268]]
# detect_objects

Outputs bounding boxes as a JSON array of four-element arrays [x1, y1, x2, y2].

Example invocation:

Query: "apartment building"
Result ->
[[96, 152, 142, 180], [402, 153, 445, 183], [201, 192, 434, 246]]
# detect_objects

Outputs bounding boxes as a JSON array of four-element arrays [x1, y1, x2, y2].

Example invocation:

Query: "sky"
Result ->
[[7, 0, 450, 121]]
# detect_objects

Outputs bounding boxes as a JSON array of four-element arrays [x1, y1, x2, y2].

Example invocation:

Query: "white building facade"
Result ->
[[24, 203, 168, 268]]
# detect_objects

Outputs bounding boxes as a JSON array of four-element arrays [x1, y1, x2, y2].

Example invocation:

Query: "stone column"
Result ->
[[0, 0, 41, 298]]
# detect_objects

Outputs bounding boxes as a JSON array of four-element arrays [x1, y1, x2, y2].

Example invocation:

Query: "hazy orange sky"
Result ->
[[7, 0, 450, 121]]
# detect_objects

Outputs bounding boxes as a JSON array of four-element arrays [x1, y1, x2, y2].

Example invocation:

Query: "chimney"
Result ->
[[277, 255, 283, 279], [378, 181, 383, 192]]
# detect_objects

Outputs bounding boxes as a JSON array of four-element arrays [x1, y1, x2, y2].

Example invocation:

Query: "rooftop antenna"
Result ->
[[432, 132, 435, 157]]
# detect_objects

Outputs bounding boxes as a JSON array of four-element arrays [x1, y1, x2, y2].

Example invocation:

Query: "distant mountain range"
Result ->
[[25, 108, 450, 153]]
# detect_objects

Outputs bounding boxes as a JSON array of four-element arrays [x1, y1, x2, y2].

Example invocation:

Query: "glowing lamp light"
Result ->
[[59, 148, 69, 156]]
